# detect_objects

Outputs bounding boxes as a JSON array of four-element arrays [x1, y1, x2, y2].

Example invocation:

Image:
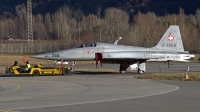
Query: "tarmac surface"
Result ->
[[0, 62, 200, 112], [74, 61, 200, 73]]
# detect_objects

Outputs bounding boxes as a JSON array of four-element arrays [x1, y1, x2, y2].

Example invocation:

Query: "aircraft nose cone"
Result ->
[[31, 54, 48, 59]]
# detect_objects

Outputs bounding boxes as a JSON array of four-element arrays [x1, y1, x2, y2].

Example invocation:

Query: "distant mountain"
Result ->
[[0, 0, 200, 16]]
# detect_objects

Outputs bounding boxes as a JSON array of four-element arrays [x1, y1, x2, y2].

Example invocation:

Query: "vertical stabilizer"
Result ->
[[154, 25, 184, 52]]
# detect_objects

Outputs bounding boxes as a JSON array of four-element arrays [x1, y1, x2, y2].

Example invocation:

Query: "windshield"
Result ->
[[73, 42, 97, 48], [73, 44, 84, 48], [85, 42, 96, 47]]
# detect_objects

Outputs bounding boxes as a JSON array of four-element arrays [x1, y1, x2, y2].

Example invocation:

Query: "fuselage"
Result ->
[[31, 25, 195, 74], [32, 42, 194, 62]]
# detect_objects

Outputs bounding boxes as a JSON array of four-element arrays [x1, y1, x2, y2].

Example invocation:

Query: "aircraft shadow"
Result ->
[[73, 71, 139, 75], [73, 71, 116, 75], [0, 74, 33, 77]]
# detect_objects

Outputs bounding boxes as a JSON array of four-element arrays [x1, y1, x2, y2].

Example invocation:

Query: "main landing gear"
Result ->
[[119, 61, 146, 75], [119, 65, 129, 74]]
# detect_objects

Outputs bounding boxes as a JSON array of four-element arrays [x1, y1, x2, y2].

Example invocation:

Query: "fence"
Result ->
[[0, 41, 64, 54]]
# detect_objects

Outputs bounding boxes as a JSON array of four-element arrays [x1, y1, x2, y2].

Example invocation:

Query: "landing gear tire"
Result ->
[[119, 65, 126, 74], [138, 69, 145, 75], [32, 70, 40, 76], [120, 70, 126, 74]]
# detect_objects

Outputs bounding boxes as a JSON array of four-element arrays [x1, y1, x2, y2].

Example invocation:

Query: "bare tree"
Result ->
[[44, 13, 52, 39], [96, 5, 102, 42], [195, 9, 200, 31], [15, 4, 27, 40], [74, 8, 83, 40], [33, 23, 47, 40], [103, 8, 129, 43]]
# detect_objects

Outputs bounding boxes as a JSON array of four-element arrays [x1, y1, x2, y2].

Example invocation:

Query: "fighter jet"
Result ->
[[32, 25, 195, 74]]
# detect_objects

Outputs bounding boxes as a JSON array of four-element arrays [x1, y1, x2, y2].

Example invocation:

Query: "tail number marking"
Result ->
[[52, 54, 59, 57], [162, 43, 176, 47]]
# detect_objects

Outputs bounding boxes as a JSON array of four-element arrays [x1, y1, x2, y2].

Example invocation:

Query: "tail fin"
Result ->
[[154, 25, 184, 52]]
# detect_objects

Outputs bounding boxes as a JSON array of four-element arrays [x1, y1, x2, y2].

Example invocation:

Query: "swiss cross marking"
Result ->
[[168, 33, 174, 42], [86, 50, 90, 54]]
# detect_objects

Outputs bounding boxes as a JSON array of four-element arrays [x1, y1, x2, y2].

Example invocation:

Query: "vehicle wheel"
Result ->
[[5, 66, 10, 74], [62, 69, 71, 75], [32, 70, 40, 76]]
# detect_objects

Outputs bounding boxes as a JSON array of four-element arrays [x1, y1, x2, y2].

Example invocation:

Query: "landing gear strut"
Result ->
[[119, 61, 146, 74], [119, 65, 126, 73], [70, 61, 76, 73], [119, 64, 129, 74], [137, 62, 146, 74]]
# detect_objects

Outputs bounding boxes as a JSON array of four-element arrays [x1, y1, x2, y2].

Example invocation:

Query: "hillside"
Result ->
[[1, 0, 200, 53], [0, 0, 200, 16]]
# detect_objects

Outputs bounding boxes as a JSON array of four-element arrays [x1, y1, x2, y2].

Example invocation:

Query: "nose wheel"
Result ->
[[70, 61, 76, 73]]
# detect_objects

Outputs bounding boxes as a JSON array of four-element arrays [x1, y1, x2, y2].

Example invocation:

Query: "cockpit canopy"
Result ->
[[73, 42, 97, 48]]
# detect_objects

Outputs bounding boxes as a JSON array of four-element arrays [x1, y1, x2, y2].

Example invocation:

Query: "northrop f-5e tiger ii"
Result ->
[[32, 25, 195, 74]]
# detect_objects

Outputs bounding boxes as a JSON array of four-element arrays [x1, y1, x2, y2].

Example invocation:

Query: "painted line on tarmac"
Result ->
[[13, 84, 180, 110], [0, 110, 21, 112], [0, 82, 21, 94]]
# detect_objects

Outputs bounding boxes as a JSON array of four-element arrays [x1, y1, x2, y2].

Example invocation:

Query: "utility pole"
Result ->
[[27, 0, 33, 43]]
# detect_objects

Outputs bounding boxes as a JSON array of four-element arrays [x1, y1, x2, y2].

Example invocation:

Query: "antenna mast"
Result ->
[[27, 0, 33, 43]]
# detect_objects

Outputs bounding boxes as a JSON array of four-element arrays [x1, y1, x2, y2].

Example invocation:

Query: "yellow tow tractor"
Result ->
[[5, 64, 72, 76]]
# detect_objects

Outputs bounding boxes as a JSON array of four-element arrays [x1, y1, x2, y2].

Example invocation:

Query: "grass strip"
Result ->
[[1, 67, 200, 81], [135, 72, 200, 81]]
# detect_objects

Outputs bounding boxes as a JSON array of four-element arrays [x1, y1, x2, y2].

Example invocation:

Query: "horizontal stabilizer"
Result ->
[[176, 59, 190, 62]]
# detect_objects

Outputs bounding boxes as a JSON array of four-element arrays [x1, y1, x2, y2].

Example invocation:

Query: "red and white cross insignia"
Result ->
[[167, 33, 174, 42], [86, 50, 90, 54]]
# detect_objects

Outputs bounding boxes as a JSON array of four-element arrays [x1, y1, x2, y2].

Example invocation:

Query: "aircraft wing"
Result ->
[[97, 51, 158, 60]]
